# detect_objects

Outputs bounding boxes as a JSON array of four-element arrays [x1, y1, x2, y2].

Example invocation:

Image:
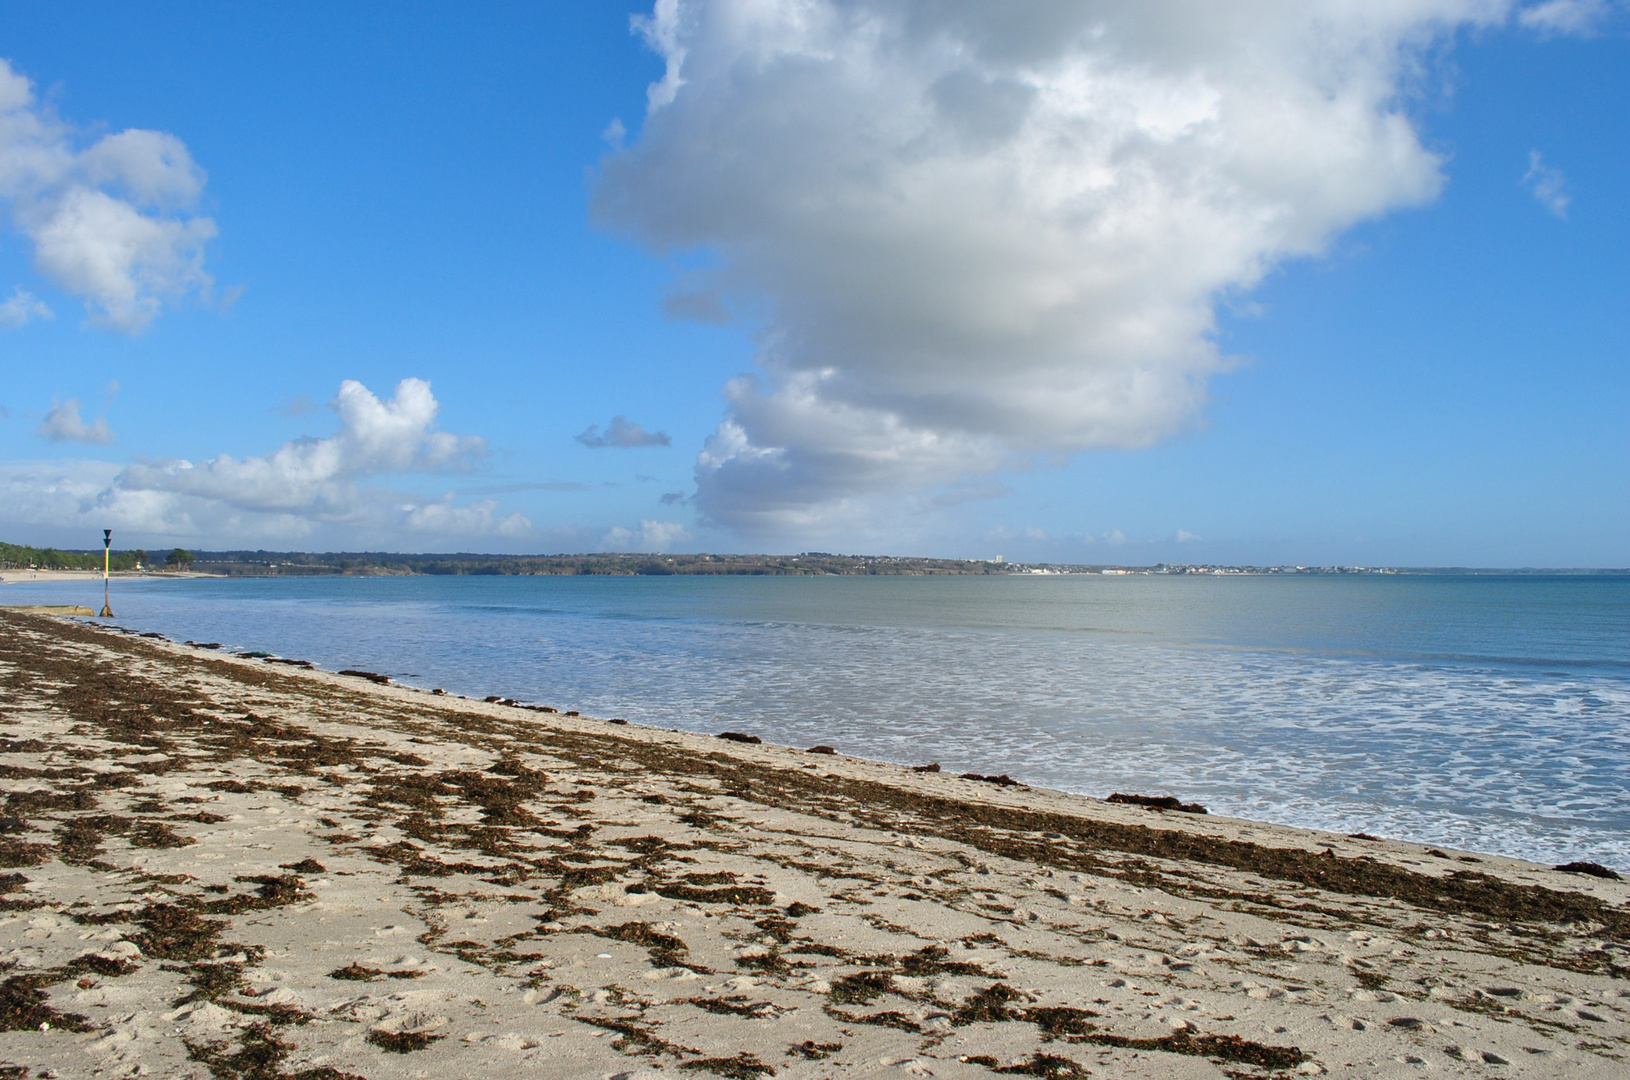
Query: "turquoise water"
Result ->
[[6, 572, 1627, 867]]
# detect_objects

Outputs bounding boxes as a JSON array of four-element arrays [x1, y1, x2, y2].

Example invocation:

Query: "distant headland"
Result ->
[[3, 540, 1624, 578]]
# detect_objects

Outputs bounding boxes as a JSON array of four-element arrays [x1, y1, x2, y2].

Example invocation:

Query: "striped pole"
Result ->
[[100, 529, 114, 618]]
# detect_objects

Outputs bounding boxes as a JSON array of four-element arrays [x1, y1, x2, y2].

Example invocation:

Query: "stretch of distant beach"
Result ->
[[1, 608, 1625, 1078]]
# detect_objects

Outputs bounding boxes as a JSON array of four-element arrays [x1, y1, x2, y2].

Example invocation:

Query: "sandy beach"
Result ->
[[0, 571, 198, 585], [0, 610, 1625, 1079]]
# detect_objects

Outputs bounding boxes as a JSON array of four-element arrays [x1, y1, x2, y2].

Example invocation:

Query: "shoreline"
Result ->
[[1, 610, 1625, 1078], [0, 569, 204, 584]]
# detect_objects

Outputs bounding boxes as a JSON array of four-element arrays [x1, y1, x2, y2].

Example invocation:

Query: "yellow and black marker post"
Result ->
[[99, 528, 114, 618]]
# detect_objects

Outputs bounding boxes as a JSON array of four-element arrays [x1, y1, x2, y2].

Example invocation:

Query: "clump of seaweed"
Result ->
[[1107, 793, 1207, 814], [365, 1029, 444, 1053], [127, 901, 228, 961], [181, 1010, 363, 1078], [328, 963, 424, 982], [0, 974, 93, 1032], [597, 921, 691, 968], [56, 814, 131, 864], [579, 1014, 694, 1057], [1021, 1005, 1100, 1040], [1079, 1031, 1306, 1069], [1555, 861, 1621, 880], [279, 859, 326, 874], [657, 882, 777, 906], [898, 944, 991, 978], [961, 773, 1020, 787], [955, 982, 1029, 1024], [680, 995, 778, 1018], [67, 952, 138, 978], [787, 1040, 842, 1060], [204, 874, 311, 914], [990, 1053, 1092, 1078], [176, 961, 246, 1003], [828, 970, 894, 1005], [679, 1053, 775, 1078], [849, 1010, 920, 1032], [129, 820, 196, 848]]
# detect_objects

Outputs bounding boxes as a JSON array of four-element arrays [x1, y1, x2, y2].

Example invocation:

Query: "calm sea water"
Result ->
[[6, 572, 1627, 868]]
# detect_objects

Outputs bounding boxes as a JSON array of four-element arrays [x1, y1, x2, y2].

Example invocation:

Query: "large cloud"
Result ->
[[0, 379, 531, 545], [596, 0, 1567, 535], [0, 59, 215, 331]]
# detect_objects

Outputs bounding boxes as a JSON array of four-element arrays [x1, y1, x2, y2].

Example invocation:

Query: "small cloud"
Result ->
[[0, 287, 54, 329], [659, 491, 686, 505], [1518, 0, 1611, 35], [1022, 526, 1049, 541], [1523, 151, 1570, 218], [276, 394, 317, 417], [601, 519, 689, 552], [37, 396, 114, 444], [576, 415, 672, 448], [400, 496, 531, 538], [1176, 529, 1201, 542], [1101, 529, 1128, 545], [602, 117, 628, 149]]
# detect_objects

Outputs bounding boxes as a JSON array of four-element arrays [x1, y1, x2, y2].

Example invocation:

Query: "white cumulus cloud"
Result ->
[[597, 0, 1586, 538], [0, 286, 51, 328], [0, 59, 216, 331], [37, 396, 113, 444], [119, 378, 486, 518], [0, 379, 531, 546]]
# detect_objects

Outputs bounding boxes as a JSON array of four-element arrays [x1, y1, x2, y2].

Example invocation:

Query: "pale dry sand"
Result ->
[[0, 610, 1625, 1080], [0, 571, 197, 585]]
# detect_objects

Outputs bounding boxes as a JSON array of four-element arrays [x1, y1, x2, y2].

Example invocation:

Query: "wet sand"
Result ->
[[0, 609, 1625, 1079]]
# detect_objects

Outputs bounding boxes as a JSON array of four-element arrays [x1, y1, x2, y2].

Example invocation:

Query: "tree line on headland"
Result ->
[[0, 541, 194, 572]]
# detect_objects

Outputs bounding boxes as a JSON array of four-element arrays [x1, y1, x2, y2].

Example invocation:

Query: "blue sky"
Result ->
[[0, 1, 1625, 566]]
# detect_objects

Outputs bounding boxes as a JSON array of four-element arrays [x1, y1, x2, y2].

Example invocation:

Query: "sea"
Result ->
[[5, 571, 1627, 869]]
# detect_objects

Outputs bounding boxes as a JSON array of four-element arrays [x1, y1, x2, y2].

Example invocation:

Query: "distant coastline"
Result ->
[[4, 540, 1628, 579]]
